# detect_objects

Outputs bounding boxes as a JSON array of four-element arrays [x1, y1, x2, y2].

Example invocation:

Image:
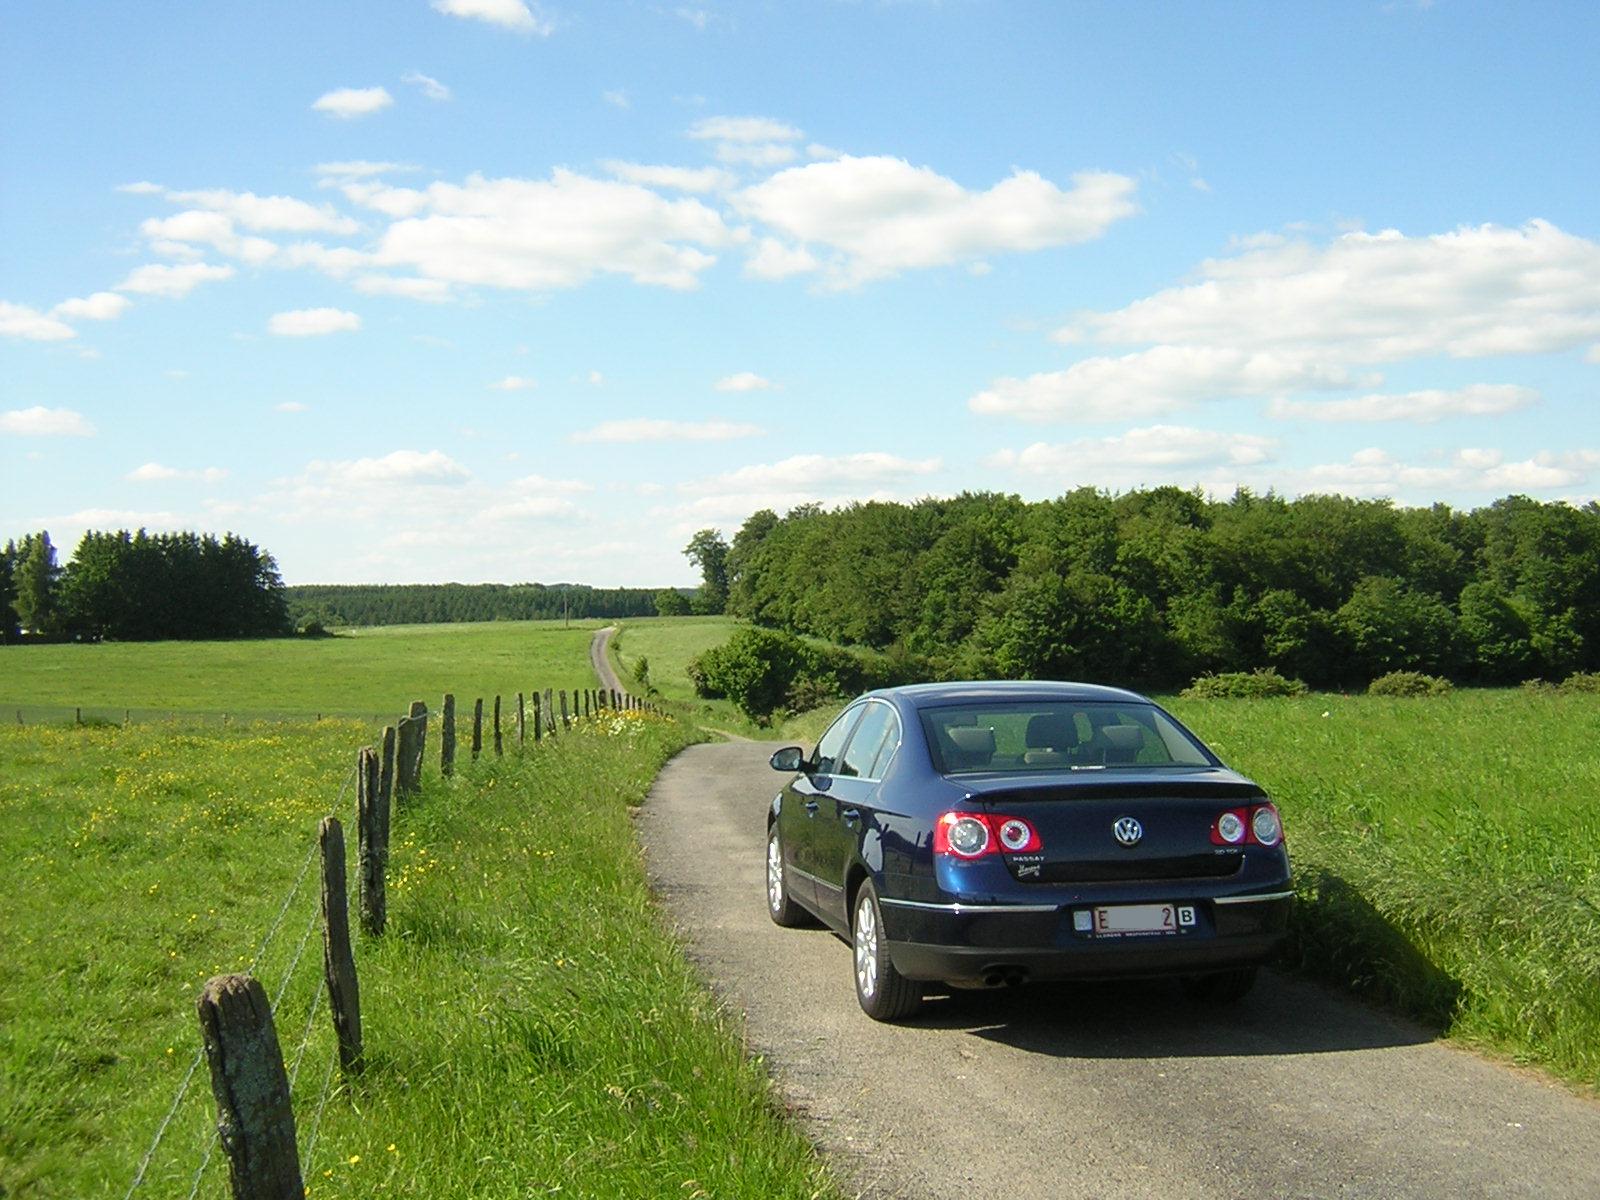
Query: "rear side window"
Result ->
[[810, 706, 863, 775], [837, 702, 899, 780]]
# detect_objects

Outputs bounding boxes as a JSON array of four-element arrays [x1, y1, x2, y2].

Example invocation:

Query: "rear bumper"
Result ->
[[879, 892, 1291, 985]]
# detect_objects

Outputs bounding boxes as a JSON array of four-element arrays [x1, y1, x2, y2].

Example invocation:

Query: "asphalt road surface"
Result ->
[[591, 625, 623, 696], [637, 740, 1600, 1200]]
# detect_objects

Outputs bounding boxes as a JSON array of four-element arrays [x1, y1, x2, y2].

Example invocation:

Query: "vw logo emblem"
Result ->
[[1113, 816, 1143, 847]]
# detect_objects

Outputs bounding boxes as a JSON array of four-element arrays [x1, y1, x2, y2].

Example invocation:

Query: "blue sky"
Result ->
[[3, 1, 1597, 586]]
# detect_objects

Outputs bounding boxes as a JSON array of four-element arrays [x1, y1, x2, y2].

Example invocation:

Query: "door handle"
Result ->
[[804, 800, 820, 815], [840, 807, 861, 822]]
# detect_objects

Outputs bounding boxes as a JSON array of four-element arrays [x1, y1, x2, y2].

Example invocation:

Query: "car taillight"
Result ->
[[1211, 805, 1283, 847], [934, 811, 1041, 858]]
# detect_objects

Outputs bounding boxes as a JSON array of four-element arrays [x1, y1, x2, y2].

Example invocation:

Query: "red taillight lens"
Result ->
[[934, 812, 1041, 858], [1211, 805, 1284, 846]]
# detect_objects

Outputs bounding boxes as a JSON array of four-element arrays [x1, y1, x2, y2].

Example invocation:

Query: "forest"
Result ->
[[284, 581, 667, 627], [1, 530, 290, 641], [684, 488, 1600, 690]]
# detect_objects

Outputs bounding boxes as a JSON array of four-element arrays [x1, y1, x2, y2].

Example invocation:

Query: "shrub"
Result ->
[[1368, 670, 1453, 697], [1560, 671, 1600, 694], [689, 626, 923, 721], [1181, 668, 1308, 699]]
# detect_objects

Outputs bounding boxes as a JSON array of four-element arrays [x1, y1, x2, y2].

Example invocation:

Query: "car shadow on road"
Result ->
[[916, 969, 1435, 1059]]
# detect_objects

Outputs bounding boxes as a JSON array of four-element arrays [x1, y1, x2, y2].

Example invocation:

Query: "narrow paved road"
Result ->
[[591, 625, 623, 696], [638, 741, 1600, 1200]]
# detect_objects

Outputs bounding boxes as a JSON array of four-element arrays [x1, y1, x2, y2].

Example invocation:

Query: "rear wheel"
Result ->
[[852, 881, 922, 1021], [1181, 966, 1258, 1002], [766, 824, 812, 928]]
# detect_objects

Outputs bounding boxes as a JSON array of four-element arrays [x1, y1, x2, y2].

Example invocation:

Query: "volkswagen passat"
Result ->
[[765, 682, 1292, 1020]]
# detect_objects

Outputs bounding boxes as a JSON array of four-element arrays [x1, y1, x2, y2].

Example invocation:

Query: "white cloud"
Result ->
[[572, 419, 764, 443], [970, 346, 1355, 422], [602, 89, 629, 110], [163, 189, 358, 234], [431, 0, 553, 35], [1586, 345, 1600, 364], [402, 71, 452, 101], [675, 6, 709, 29], [744, 237, 819, 281], [53, 292, 131, 321], [1, 406, 95, 436], [372, 170, 731, 291], [691, 451, 942, 494], [1062, 220, 1600, 361], [602, 161, 735, 193], [352, 274, 454, 302], [314, 160, 414, 180], [989, 426, 1277, 480], [141, 211, 277, 264], [126, 462, 228, 483], [733, 156, 1139, 287], [1269, 383, 1539, 423], [275, 402, 310, 413], [689, 116, 804, 144], [115, 262, 235, 297], [268, 308, 362, 336], [312, 86, 395, 120], [715, 371, 774, 392], [1297, 446, 1600, 497], [490, 375, 538, 390], [116, 181, 164, 195], [1, 301, 76, 341]]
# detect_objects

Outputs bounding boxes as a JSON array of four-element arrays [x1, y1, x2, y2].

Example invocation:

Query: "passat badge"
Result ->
[[1113, 816, 1143, 847]]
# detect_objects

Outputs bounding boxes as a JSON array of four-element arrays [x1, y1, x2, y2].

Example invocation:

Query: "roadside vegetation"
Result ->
[[1, 706, 842, 1198]]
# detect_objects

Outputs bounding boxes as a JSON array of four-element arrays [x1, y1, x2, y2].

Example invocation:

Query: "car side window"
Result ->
[[836, 702, 898, 780], [810, 706, 863, 776]]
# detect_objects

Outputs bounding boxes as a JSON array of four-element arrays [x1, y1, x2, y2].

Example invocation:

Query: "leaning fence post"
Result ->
[[441, 693, 456, 777], [560, 690, 570, 730], [357, 748, 386, 937], [318, 817, 362, 1075], [544, 689, 555, 736], [531, 691, 542, 742], [379, 726, 396, 812], [196, 973, 303, 1200], [493, 695, 504, 757], [516, 692, 526, 746], [404, 701, 427, 790], [472, 699, 483, 759]]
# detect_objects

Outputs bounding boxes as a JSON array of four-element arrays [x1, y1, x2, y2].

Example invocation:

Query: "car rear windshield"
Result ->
[[919, 701, 1216, 775]]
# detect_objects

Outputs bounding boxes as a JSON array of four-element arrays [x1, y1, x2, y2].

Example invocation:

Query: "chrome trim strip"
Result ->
[[1212, 890, 1295, 905], [789, 866, 827, 887], [879, 898, 1061, 914]]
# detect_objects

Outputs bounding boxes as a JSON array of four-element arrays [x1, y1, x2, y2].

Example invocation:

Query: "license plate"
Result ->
[[1090, 903, 1188, 936]]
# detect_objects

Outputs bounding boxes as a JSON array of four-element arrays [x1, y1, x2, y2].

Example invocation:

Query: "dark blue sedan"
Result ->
[[765, 681, 1292, 1020]]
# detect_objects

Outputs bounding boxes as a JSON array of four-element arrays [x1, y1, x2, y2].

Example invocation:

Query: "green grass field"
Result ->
[[0, 710, 841, 1198], [0, 620, 602, 723]]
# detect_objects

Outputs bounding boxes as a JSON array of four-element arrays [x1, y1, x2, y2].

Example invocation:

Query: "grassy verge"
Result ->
[[1, 711, 842, 1197], [0, 620, 601, 722], [1167, 689, 1600, 1092]]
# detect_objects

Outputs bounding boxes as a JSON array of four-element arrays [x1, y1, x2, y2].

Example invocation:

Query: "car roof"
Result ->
[[865, 680, 1151, 708]]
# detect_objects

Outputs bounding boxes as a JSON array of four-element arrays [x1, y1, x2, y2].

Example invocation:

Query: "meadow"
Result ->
[[0, 707, 840, 1198], [0, 620, 603, 723]]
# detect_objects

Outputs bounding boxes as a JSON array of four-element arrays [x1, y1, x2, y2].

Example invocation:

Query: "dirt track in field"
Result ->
[[637, 740, 1600, 1200]]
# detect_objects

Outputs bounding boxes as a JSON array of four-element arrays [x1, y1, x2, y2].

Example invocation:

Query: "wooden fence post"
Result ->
[[516, 692, 525, 746], [196, 973, 303, 1200], [357, 748, 386, 937], [318, 817, 362, 1075], [472, 699, 483, 759], [404, 701, 427, 791], [379, 726, 396, 812], [532, 692, 542, 742], [583, 690, 591, 720], [441, 693, 456, 777], [544, 689, 555, 736], [493, 695, 503, 757], [560, 690, 570, 730]]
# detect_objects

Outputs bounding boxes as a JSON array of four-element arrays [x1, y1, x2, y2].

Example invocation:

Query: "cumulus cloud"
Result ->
[[162, 188, 358, 233], [688, 115, 804, 167], [267, 308, 362, 336], [352, 274, 453, 302], [52, 292, 132, 321], [988, 426, 1277, 479], [572, 419, 764, 443], [314, 160, 414, 180], [733, 156, 1139, 287], [402, 71, 452, 101], [1269, 383, 1539, 423], [116, 262, 235, 297], [432, 0, 553, 34], [1, 406, 96, 435], [744, 237, 818, 281], [1297, 447, 1600, 497], [490, 375, 538, 391], [1, 301, 76, 341], [602, 161, 735, 193], [141, 211, 277, 264], [312, 87, 395, 120], [691, 451, 941, 494], [715, 371, 774, 392], [370, 170, 731, 291], [126, 462, 228, 483]]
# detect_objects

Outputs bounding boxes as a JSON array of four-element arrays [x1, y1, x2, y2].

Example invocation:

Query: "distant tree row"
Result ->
[[684, 489, 1600, 689], [286, 582, 674, 628], [1, 529, 291, 641]]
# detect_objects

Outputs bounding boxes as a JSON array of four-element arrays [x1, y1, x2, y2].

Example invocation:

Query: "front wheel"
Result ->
[[766, 824, 812, 927], [852, 881, 922, 1021]]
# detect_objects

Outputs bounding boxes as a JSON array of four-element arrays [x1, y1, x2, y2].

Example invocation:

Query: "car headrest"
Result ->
[[944, 725, 996, 766], [1024, 713, 1079, 749]]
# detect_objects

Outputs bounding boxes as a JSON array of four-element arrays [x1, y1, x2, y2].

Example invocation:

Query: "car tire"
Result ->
[[1181, 966, 1258, 1002], [766, 824, 813, 928], [852, 881, 922, 1021]]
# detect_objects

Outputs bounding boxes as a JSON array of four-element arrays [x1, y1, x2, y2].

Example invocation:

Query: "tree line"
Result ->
[[285, 582, 670, 628], [1, 529, 291, 641], [681, 489, 1600, 689]]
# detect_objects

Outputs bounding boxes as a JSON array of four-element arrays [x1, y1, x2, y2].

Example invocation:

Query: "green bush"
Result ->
[[1368, 670, 1453, 697], [1560, 670, 1600, 694], [1180, 668, 1308, 699], [688, 626, 917, 721]]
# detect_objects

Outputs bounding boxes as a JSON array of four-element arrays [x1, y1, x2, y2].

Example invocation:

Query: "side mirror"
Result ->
[[769, 745, 806, 773]]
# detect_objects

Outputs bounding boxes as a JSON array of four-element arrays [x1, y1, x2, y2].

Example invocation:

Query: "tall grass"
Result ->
[[1167, 689, 1600, 1091]]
